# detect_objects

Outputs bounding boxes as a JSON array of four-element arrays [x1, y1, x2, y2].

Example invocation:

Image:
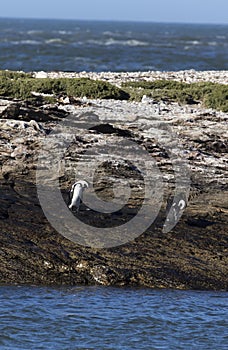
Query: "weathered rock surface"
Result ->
[[0, 73, 227, 290]]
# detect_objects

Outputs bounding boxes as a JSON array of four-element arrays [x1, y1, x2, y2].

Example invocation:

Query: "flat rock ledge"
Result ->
[[0, 70, 227, 290]]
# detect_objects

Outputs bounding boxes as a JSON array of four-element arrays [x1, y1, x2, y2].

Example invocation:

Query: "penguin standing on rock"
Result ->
[[163, 193, 187, 232], [169, 198, 186, 222], [68, 180, 89, 212]]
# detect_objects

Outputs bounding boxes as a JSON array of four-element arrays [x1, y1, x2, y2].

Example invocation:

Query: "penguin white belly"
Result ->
[[69, 185, 82, 210]]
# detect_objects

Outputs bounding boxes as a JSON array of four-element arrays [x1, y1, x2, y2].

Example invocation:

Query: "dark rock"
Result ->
[[0, 99, 69, 122], [0, 96, 227, 290], [90, 123, 133, 137], [186, 218, 216, 228]]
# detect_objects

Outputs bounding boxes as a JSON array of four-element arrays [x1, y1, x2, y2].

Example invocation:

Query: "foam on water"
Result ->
[[0, 18, 227, 72], [88, 38, 149, 46]]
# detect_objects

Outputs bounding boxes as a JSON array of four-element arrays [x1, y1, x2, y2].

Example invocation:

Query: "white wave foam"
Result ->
[[88, 38, 148, 47], [12, 40, 40, 45], [216, 35, 226, 39], [208, 41, 218, 46], [103, 31, 119, 36], [45, 38, 65, 44], [27, 30, 44, 35], [58, 30, 73, 35], [187, 40, 201, 45]]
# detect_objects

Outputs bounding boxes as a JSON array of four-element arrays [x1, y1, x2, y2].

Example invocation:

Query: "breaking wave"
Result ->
[[88, 38, 149, 46]]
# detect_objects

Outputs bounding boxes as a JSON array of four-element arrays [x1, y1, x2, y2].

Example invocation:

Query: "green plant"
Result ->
[[122, 80, 228, 112], [0, 71, 129, 101]]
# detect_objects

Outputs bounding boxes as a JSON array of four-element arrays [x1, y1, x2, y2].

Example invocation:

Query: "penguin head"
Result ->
[[76, 180, 89, 189], [178, 199, 186, 210], [71, 180, 89, 192]]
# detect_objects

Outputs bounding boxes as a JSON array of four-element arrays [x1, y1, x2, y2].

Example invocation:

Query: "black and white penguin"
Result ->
[[164, 193, 187, 231], [68, 180, 89, 212], [169, 198, 186, 222]]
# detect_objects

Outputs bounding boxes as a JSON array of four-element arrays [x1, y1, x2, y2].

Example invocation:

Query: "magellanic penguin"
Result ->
[[68, 180, 89, 212], [163, 193, 187, 232]]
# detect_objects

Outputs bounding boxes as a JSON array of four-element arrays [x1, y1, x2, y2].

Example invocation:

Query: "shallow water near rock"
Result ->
[[1, 286, 227, 349]]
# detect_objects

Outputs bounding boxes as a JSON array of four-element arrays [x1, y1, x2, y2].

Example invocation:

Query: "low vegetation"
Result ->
[[0, 70, 227, 112], [122, 80, 228, 112], [0, 70, 129, 101]]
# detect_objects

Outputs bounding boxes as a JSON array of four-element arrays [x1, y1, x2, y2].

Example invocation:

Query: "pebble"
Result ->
[[33, 69, 228, 86]]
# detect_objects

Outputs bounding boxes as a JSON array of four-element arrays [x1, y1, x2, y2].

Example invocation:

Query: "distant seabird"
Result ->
[[68, 180, 89, 212]]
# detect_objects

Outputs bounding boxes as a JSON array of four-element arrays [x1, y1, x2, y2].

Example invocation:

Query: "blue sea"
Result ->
[[0, 18, 228, 72], [0, 286, 228, 350]]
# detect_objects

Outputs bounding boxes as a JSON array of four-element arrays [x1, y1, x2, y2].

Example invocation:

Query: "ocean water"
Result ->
[[0, 18, 228, 72], [0, 286, 227, 350]]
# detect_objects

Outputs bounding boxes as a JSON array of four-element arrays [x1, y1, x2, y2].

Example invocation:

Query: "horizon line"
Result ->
[[0, 16, 227, 26]]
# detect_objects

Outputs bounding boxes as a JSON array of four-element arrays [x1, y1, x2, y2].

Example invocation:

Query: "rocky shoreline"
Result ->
[[0, 70, 227, 290], [34, 69, 228, 86]]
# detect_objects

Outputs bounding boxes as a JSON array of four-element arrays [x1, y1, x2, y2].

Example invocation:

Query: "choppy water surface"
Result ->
[[0, 18, 227, 72], [0, 286, 227, 349]]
